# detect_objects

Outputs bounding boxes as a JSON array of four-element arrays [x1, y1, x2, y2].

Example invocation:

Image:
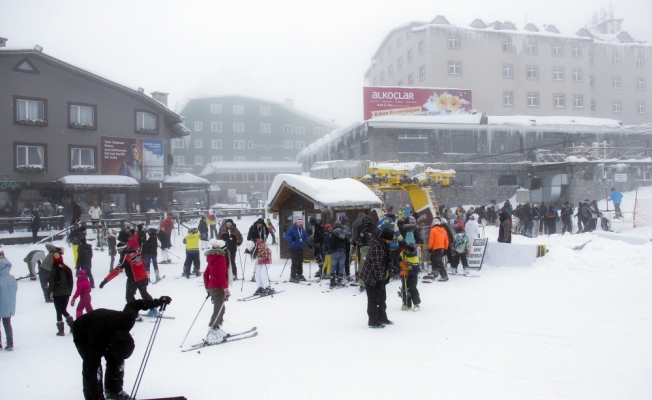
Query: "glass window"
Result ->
[[554, 94, 566, 108], [638, 102, 646, 114], [314, 127, 324, 135], [173, 156, 184, 165], [407, 49, 413, 63], [503, 64, 513, 78], [234, 140, 245, 149], [590, 75, 595, 87], [418, 40, 424, 54], [442, 134, 476, 154], [398, 135, 428, 154], [194, 139, 202, 148], [211, 122, 222, 132], [612, 54, 620, 66], [573, 69, 582, 82], [636, 55, 644, 67], [283, 125, 293, 134], [455, 173, 473, 186], [136, 111, 156, 131], [502, 39, 511, 52], [212, 156, 222, 163], [283, 141, 293, 149], [536, 137, 564, 151], [261, 157, 272, 162], [553, 68, 564, 81], [527, 93, 539, 107], [504, 92, 514, 106], [574, 95, 584, 108], [71, 148, 94, 167], [449, 62, 461, 75], [613, 77, 621, 90], [295, 126, 305, 134], [388, 64, 393, 77], [591, 100, 596, 113], [448, 36, 459, 48], [260, 106, 271, 116], [380, 71, 384, 83], [16, 145, 44, 167], [69, 104, 94, 127], [210, 104, 222, 114], [16, 99, 45, 121], [172, 139, 184, 149], [419, 65, 425, 80], [248, 141, 254, 149], [260, 123, 271, 133], [552, 43, 563, 56], [638, 78, 645, 90], [211, 140, 222, 149], [490, 134, 520, 154], [233, 105, 244, 115], [572, 45, 581, 57], [349, 146, 356, 159], [527, 66, 538, 79], [195, 156, 203, 165], [498, 175, 518, 186], [233, 122, 244, 132], [408, 74, 414, 86], [295, 141, 305, 149], [284, 157, 294, 162], [397, 37, 402, 47], [234, 156, 245, 162], [361, 140, 369, 156], [194, 121, 202, 131], [397, 57, 403, 70], [526, 39, 537, 53]]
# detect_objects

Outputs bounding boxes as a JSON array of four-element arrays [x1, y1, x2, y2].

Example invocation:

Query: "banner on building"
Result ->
[[363, 86, 473, 120], [100, 136, 164, 182]]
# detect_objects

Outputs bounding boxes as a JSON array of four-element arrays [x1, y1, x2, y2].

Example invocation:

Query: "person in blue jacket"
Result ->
[[284, 217, 311, 282], [608, 188, 623, 218]]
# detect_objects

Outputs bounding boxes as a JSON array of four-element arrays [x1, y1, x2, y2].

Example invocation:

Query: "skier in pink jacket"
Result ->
[[70, 269, 93, 318]]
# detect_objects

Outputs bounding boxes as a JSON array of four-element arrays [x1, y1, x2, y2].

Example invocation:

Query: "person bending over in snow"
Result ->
[[72, 296, 171, 400], [99, 242, 157, 317], [23, 249, 44, 280]]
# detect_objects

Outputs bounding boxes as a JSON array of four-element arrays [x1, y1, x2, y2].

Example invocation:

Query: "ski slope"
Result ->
[[0, 213, 651, 400]]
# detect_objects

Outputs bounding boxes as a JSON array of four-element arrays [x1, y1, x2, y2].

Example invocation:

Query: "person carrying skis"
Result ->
[[182, 228, 201, 278], [23, 249, 45, 280], [360, 229, 396, 328], [48, 252, 74, 336], [218, 218, 243, 280], [70, 269, 93, 318], [72, 296, 172, 400], [399, 243, 421, 311], [99, 242, 157, 316], [284, 217, 311, 282], [204, 239, 231, 341], [0, 251, 17, 351], [450, 222, 470, 275]]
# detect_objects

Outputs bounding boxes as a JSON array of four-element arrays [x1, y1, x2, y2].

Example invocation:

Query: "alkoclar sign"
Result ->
[[0, 173, 21, 190], [370, 91, 415, 100]]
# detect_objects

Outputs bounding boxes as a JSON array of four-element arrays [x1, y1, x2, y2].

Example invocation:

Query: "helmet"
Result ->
[[431, 217, 441, 227], [324, 224, 332, 231], [405, 243, 417, 254], [380, 229, 394, 241], [189, 228, 198, 234], [339, 215, 348, 223], [362, 216, 373, 226], [454, 223, 464, 232]]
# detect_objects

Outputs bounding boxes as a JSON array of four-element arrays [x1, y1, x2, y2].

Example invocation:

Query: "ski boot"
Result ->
[[155, 271, 161, 283], [207, 327, 226, 343], [254, 287, 264, 296], [147, 271, 152, 283], [380, 319, 394, 326], [329, 277, 337, 290], [264, 286, 275, 295], [194, 269, 200, 277], [297, 274, 306, 281], [337, 275, 344, 287], [463, 267, 469, 276], [345, 275, 354, 282], [368, 323, 385, 329], [105, 390, 131, 400], [401, 304, 410, 311], [451, 268, 457, 275], [314, 270, 322, 278], [147, 308, 158, 317], [413, 304, 421, 312], [437, 276, 449, 282], [289, 277, 299, 283]]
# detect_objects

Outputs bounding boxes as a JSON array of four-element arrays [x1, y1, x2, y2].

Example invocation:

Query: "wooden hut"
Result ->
[[266, 174, 382, 260]]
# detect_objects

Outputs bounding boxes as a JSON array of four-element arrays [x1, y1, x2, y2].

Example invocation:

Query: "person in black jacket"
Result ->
[[117, 225, 131, 244], [498, 211, 512, 243], [76, 237, 95, 288], [136, 224, 146, 251], [218, 219, 243, 279], [247, 218, 269, 243], [30, 210, 41, 243], [198, 216, 209, 250], [72, 297, 171, 400], [310, 217, 325, 277], [141, 228, 160, 283]]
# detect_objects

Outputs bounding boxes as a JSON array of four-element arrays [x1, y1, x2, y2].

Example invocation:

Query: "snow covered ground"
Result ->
[[1, 210, 652, 399]]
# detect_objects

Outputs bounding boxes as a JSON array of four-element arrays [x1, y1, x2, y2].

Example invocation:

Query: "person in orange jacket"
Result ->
[[428, 217, 449, 282]]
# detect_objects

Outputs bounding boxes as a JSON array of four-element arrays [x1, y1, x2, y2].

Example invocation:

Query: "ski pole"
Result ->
[[130, 301, 167, 400], [280, 257, 289, 278], [157, 245, 181, 259], [199, 297, 228, 350], [180, 294, 210, 348], [263, 263, 274, 297], [240, 256, 247, 292]]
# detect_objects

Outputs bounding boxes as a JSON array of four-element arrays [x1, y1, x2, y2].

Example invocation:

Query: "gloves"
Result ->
[[99, 280, 107, 289], [308, 244, 313, 249], [70, 298, 75, 307], [159, 296, 172, 305]]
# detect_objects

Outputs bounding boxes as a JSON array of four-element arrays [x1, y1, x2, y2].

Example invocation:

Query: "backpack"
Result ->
[[453, 233, 468, 254], [404, 230, 416, 244]]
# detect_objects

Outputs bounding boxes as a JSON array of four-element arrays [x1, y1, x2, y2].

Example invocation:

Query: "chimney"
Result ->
[[151, 91, 169, 106], [284, 98, 294, 107], [0, 38, 7, 47]]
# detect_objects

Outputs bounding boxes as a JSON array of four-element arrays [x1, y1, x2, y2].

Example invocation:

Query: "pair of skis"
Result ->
[[182, 327, 258, 352], [238, 290, 285, 302]]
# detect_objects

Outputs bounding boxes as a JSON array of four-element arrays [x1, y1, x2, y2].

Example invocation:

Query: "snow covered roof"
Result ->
[[296, 121, 366, 160], [266, 174, 382, 211], [57, 175, 139, 187], [487, 116, 623, 129], [178, 94, 339, 129], [200, 161, 303, 176], [164, 173, 210, 185]]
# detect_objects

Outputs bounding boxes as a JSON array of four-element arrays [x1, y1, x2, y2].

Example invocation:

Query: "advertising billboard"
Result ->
[[363, 86, 473, 120], [101, 136, 164, 181]]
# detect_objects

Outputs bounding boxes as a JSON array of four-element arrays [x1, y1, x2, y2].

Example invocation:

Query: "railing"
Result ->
[[537, 146, 652, 163], [0, 216, 65, 234]]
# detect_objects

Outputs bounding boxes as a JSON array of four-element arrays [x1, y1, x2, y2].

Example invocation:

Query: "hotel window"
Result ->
[[613, 77, 621, 90], [574, 95, 584, 108], [260, 123, 271, 133], [16, 98, 46, 125], [210, 122, 222, 132], [502, 39, 511, 52], [397, 79, 403, 86], [552, 43, 563, 56], [69, 103, 95, 129], [613, 100, 621, 113], [172, 139, 184, 149], [314, 127, 324, 135], [397, 57, 403, 70], [173, 156, 184, 165], [248, 141, 254, 149], [407, 49, 413, 63], [388, 64, 393, 77], [233, 105, 244, 115], [211, 140, 222, 149], [553, 68, 564, 81], [260, 106, 271, 116], [638, 102, 646, 114], [295, 126, 305, 134], [448, 35, 460, 48], [233, 122, 244, 132], [70, 147, 94, 169], [349, 146, 356, 159], [504, 91, 514, 106], [195, 156, 203, 165], [234, 140, 245, 149], [283, 157, 294, 162], [408, 73, 414, 86], [636, 54, 644, 67], [398, 134, 428, 154], [638, 78, 645, 91], [554, 94, 566, 108], [136, 111, 157, 133], [295, 141, 305, 149], [261, 157, 272, 162], [526, 66, 538, 79], [498, 175, 518, 186], [526, 39, 537, 54], [612, 54, 620, 66], [194, 121, 203, 131], [283, 125, 293, 134], [503, 64, 513, 78], [419, 65, 425, 80], [448, 62, 461, 75], [418, 40, 424, 55], [573, 69, 582, 82], [194, 139, 202, 148], [442, 134, 476, 154], [361, 140, 369, 156], [210, 104, 222, 114], [283, 141, 293, 149], [572, 45, 581, 57], [527, 93, 539, 107], [234, 156, 245, 162], [211, 156, 222, 163]]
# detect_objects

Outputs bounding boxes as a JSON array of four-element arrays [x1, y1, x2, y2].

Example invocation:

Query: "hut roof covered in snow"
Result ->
[[266, 174, 382, 211]]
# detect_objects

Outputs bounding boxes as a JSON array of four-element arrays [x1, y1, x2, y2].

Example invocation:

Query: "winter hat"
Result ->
[[309, 216, 317, 224], [296, 218, 304, 226], [212, 239, 227, 250], [454, 223, 465, 232], [225, 218, 234, 227], [79, 226, 87, 233], [324, 224, 332, 231], [256, 218, 265, 225], [409, 216, 416, 224], [334, 220, 342, 228], [77, 269, 87, 277], [339, 215, 348, 223], [362, 216, 374, 226], [431, 217, 441, 227], [405, 243, 417, 254], [116, 242, 127, 252], [380, 229, 394, 241]]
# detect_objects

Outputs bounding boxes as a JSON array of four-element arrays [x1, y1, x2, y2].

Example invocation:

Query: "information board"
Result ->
[[467, 238, 488, 270]]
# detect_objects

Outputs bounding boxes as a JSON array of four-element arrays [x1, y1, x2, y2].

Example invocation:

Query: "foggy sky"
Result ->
[[2, 0, 651, 127]]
